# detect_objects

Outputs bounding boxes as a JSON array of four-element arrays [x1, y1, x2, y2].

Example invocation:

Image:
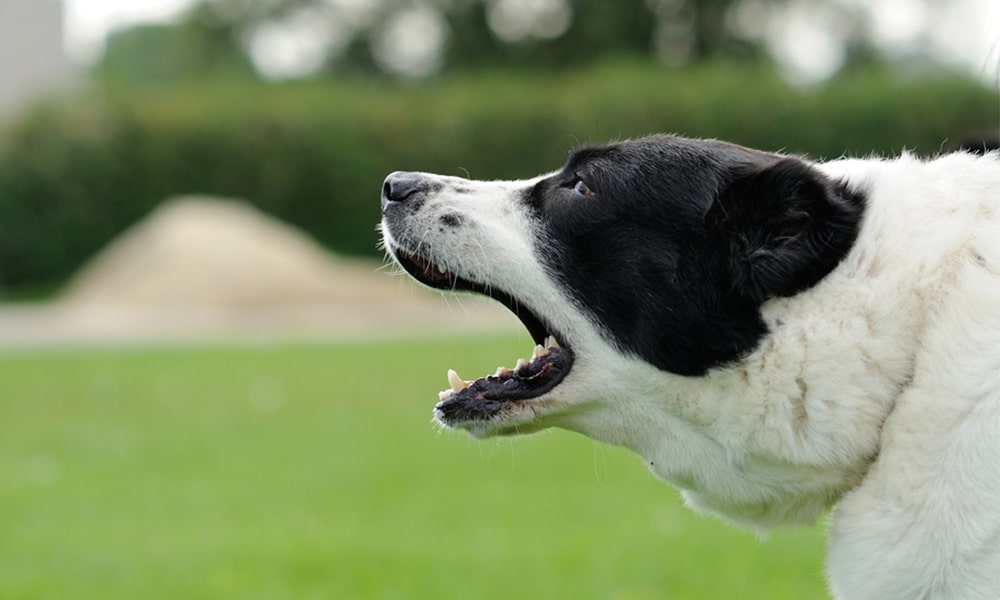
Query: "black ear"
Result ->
[[707, 157, 865, 303]]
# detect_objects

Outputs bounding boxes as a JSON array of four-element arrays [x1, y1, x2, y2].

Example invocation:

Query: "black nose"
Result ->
[[381, 172, 423, 211]]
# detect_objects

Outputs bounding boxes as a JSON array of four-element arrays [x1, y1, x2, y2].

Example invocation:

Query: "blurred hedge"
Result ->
[[0, 60, 995, 294]]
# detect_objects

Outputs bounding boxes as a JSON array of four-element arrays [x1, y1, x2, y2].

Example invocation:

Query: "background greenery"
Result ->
[[0, 336, 828, 599], [0, 61, 994, 295]]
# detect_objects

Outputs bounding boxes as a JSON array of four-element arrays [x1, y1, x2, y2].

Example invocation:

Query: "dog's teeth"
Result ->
[[438, 389, 453, 401], [516, 358, 528, 369], [546, 336, 560, 349], [532, 344, 546, 359], [495, 366, 508, 377], [447, 369, 467, 392], [437, 264, 446, 274]]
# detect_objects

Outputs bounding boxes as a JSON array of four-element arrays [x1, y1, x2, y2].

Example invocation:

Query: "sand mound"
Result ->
[[63, 196, 413, 308], [25, 196, 516, 346]]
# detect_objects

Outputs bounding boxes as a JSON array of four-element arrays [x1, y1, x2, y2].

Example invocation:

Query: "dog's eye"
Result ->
[[572, 179, 593, 197]]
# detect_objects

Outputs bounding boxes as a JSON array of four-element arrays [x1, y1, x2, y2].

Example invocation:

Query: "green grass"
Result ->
[[0, 336, 829, 599]]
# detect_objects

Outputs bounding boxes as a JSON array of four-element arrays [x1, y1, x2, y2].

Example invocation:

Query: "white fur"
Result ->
[[383, 151, 1000, 599]]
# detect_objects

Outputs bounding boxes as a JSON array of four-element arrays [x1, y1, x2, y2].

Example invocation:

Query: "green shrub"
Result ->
[[0, 60, 994, 294]]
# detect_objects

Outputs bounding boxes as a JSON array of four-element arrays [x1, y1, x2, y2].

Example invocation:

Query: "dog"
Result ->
[[378, 135, 1000, 599]]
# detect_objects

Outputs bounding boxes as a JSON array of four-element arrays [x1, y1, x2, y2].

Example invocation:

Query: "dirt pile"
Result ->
[[63, 196, 403, 308], [0, 196, 514, 347]]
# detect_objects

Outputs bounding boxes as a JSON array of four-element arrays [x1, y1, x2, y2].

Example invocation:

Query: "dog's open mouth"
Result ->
[[392, 249, 574, 425]]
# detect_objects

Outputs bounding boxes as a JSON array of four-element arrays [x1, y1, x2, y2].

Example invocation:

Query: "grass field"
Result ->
[[0, 335, 829, 599]]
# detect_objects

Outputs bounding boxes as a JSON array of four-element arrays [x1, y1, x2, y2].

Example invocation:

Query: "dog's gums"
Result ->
[[434, 338, 572, 424]]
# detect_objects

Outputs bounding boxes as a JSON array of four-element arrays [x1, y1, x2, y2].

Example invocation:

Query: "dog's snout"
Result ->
[[381, 172, 425, 211]]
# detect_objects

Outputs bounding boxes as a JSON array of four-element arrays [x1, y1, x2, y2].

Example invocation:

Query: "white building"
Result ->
[[0, 0, 74, 117]]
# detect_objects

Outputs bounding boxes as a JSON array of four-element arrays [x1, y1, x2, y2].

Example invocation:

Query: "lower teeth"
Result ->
[[439, 337, 562, 400]]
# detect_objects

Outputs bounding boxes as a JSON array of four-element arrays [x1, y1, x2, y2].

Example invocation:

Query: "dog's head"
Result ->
[[379, 135, 863, 438]]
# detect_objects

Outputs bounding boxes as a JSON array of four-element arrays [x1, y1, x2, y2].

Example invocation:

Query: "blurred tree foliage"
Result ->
[[0, 61, 994, 294], [433, 0, 756, 71], [419, 0, 661, 70], [96, 21, 256, 84], [95, 0, 770, 82]]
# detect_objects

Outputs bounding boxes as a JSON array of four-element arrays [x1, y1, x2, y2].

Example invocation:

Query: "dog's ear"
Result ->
[[707, 157, 863, 303]]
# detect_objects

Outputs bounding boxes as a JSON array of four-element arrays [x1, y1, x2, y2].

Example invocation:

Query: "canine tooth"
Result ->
[[532, 344, 546, 359], [438, 390, 453, 401], [546, 336, 560, 349], [437, 264, 446, 274], [516, 358, 528, 369], [447, 369, 467, 392]]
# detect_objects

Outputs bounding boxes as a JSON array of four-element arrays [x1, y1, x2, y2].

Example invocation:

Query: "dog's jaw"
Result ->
[[379, 172, 600, 435]]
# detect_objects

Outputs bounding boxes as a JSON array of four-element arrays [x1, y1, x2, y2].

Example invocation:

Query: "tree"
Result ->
[[175, 0, 760, 78], [94, 0, 954, 84], [95, 4, 256, 84]]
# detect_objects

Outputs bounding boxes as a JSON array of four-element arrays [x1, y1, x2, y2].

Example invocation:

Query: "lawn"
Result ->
[[0, 335, 829, 599]]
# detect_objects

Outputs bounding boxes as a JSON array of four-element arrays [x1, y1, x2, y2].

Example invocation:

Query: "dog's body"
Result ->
[[379, 135, 1000, 599]]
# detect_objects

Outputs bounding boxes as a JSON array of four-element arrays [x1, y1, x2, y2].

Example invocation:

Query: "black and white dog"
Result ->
[[379, 135, 1000, 599]]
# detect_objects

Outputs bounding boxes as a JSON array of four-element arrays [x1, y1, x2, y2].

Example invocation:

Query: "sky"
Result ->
[[61, 0, 1000, 84]]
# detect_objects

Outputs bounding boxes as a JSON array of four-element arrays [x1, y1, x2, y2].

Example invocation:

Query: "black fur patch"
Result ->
[[439, 213, 464, 228], [530, 135, 865, 376]]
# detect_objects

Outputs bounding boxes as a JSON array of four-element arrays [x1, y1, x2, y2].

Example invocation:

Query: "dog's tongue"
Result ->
[[434, 340, 572, 423]]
